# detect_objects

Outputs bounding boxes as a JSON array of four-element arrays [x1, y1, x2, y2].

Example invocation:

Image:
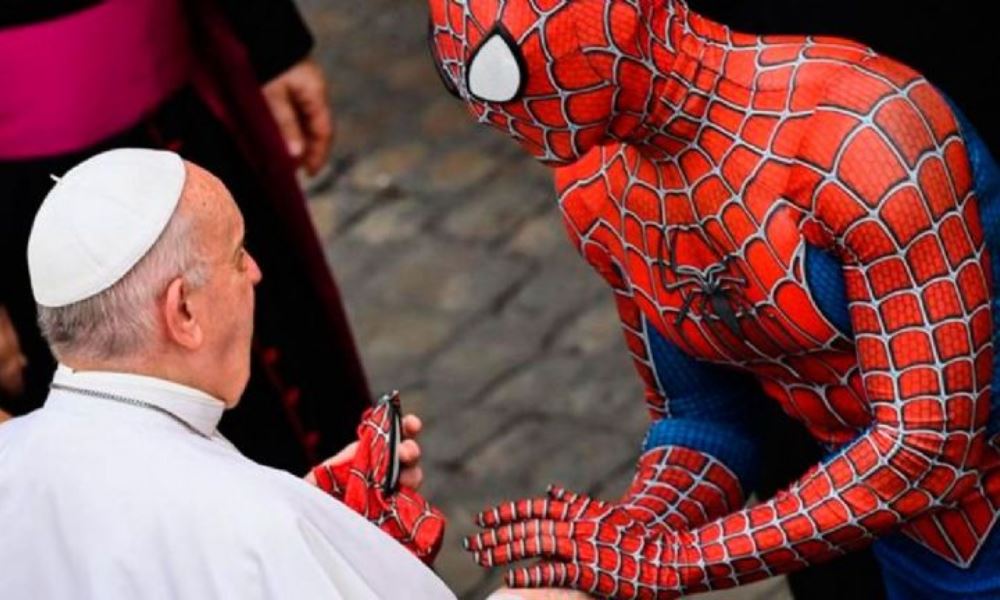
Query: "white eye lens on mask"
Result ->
[[466, 28, 524, 103]]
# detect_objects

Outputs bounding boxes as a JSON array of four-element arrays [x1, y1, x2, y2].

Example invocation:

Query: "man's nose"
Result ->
[[248, 253, 263, 284]]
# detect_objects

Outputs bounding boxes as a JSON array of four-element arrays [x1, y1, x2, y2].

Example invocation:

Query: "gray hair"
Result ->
[[37, 207, 208, 361]]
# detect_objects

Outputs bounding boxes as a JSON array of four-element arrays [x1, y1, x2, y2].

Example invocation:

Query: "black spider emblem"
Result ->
[[656, 230, 752, 337]]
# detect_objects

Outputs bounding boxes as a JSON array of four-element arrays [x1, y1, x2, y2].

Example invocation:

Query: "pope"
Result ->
[[0, 149, 452, 599]]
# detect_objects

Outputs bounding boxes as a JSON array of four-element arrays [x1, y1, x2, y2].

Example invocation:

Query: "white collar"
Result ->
[[50, 364, 226, 437]]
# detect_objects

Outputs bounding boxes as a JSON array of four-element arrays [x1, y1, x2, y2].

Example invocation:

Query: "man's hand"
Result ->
[[308, 398, 445, 563], [306, 414, 424, 490], [261, 57, 334, 176], [466, 486, 688, 599], [464, 448, 746, 598], [0, 305, 26, 399]]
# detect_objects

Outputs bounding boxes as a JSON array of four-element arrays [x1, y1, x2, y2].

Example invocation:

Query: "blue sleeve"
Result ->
[[642, 318, 763, 488], [948, 96, 1000, 438]]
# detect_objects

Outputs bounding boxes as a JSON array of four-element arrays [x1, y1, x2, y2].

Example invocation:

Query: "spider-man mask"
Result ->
[[427, 0, 632, 165]]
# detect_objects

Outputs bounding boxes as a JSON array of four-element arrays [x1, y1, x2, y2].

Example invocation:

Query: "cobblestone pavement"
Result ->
[[298, 1, 790, 598]]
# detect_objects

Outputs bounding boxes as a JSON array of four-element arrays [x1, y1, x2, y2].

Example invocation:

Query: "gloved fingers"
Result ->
[[471, 532, 579, 567], [505, 561, 579, 590], [547, 485, 583, 503], [464, 519, 575, 551], [477, 497, 577, 527]]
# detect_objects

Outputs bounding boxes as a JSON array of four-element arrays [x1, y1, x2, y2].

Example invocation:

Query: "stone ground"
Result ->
[[297, 1, 791, 598]]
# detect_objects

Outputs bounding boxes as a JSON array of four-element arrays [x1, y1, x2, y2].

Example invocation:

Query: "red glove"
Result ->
[[312, 393, 446, 563], [466, 484, 694, 598], [465, 447, 744, 598]]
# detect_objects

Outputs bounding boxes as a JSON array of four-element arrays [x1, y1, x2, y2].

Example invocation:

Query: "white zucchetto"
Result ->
[[27, 148, 186, 307]]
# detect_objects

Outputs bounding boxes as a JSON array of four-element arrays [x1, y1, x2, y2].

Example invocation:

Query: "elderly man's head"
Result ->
[[32, 154, 261, 405]]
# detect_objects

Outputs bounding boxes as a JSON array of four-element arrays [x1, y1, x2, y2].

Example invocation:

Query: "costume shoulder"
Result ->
[[692, 0, 999, 153]]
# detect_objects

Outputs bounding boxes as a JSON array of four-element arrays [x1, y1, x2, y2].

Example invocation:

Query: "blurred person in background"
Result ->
[[0, 0, 370, 472]]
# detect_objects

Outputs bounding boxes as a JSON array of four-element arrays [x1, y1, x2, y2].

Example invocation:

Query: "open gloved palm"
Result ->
[[465, 447, 746, 598], [466, 485, 693, 599]]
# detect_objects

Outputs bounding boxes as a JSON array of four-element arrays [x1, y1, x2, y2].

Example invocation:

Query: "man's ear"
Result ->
[[163, 277, 203, 350]]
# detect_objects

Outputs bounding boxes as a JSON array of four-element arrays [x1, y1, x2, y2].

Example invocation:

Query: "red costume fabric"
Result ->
[[311, 394, 446, 564], [428, 0, 1000, 597]]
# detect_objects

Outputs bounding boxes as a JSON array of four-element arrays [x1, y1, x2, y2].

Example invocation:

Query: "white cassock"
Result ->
[[0, 366, 455, 599]]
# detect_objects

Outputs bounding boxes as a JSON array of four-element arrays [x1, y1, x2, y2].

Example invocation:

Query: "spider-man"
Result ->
[[427, 1, 1000, 598]]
